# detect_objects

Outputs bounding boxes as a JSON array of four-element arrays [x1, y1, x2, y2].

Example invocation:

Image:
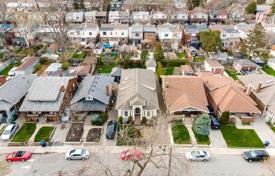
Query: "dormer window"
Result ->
[[85, 95, 93, 101]]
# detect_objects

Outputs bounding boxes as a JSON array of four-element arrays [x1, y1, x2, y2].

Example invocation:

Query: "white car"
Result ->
[[185, 150, 210, 161], [1, 124, 19, 141], [65, 149, 90, 160]]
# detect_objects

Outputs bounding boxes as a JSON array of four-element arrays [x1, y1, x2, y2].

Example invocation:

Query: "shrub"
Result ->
[[100, 112, 108, 124], [128, 116, 133, 124], [118, 116, 123, 124], [141, 117, 147, 125], [62, 61, 70, 71], [220, 111, 230, 125], [192, 114, 211, 136], [33, 64, 41, 73]]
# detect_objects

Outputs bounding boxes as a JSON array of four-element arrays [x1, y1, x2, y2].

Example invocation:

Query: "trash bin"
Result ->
[[40, 140, 47, 147], [264, 140, 270, 147]]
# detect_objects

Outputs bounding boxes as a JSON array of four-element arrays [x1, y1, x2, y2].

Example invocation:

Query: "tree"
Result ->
[[156, 61, 165, 79], [199, 31, 222, 52], [154, 43, 164, 61], [220, 111, 230, 125], [246, 1, 257, 14], [192, 114, 211, 136], [187, 0, 203, 10], [271, 1, 275, 14], [62, 61, 70, 71], [140, 50, 148, 67]]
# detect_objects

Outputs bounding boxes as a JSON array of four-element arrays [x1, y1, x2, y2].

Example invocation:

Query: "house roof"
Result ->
[[100, 24, 128, 31], [205, 59, 224, 68], [162, 76, 209, 113], [0, 75, 37, 111], [234, 59, 258, 67], [15, 56, 39, 71], [19, 77, 74, 112], [115, 69, 159, 110], [200, 74, 260, 114], [181, 65, 194, 74]]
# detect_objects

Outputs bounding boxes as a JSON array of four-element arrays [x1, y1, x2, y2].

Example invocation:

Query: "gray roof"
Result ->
[[115, 69, 159, 110], [19, 77, 73, 112], [234, 59, 258, 67], [0, 75, 36, 111], [70, 75, 114, 112], [100, 24, 128, 31]]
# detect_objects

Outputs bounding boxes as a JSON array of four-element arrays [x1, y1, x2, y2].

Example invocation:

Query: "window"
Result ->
[[110, 32, 112, 35], [89, 32, 92, 36], [147, 111, 150, 117], [121, 32, 124, 36], [135, 33, 140, 37], [103, 32, 107, 35], [124, 111, 128, 117], [165, 34, 169, 37]]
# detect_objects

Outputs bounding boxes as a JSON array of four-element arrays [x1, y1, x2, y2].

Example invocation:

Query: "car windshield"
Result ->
[[81, 150, 86, 155], [250, 151, 257, 158], [69, 150, 75, 155], [14, 151, 25, 157], [3, 130, 11, 135]]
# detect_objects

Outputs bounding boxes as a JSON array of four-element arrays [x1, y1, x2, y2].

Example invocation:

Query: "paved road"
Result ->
[[2, 153, 275, 176]]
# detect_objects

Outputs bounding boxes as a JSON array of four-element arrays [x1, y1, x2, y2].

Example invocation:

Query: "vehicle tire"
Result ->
[[202, 159, 208, 162]]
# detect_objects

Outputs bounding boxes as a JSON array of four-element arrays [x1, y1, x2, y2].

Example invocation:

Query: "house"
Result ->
[[200, 73, 261, 122], [204, 59, 224, 75], [152, 11, 168, 24], [209, 9, 228, 23], [210, 52, 235, 64], [228, 4, 245, 22], [70, 75, 114, 116], [42, 63, 62, 76], [145, 52, 157, 72], [183, 24, 208, 49], [268, 58, 275, 70], [108, 11, 130, 24], [233, 59, 258, 73], [189, 7, 208, 24], [100, 24, 128, 45], [234, 22, 255, 39], [85, 11, 97, 23], [95, 11, 107, 24], [65, 11, 85, 23], [170, 11, 189, 24], [143, 24, 157, 46], [181, 65, 194, 75], [110, 67, 123, 83], [14, 56, 39, 75], [156, 23, 182, 49], [67, 23, 99, 45], [131, 11, 150, 23], [239, 74, 275, 124], [19, 77, 78, 122], [0, 75, 36, 123], [128, 24, 144, 46], [162, 76, 209, 119], [115, 69, 159, 123]]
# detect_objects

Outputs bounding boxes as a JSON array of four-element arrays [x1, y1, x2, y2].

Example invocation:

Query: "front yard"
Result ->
[[172, 123, 191, 144], [192, 129, 210, 145], [262, 65, 275, 76], [267, 122, 275, 133], [34, 126, 54, 142], [221, 125, 264, 148], [225, 68, 240, 80], [11, 123, 36, 142]]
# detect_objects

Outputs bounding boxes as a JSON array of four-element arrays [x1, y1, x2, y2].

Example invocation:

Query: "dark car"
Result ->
[[106, 120, 117, 139], [243, 150, 269, 162], [210, 116, 221, 129]]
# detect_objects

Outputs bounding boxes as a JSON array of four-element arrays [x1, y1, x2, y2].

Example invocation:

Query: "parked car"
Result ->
[[120, 149, 143, 161], [1, 124, 19, 141], [185, 150, 210, 161], [243, 150, 269, 162], [106, 120, 117, 139], [6, 151, 32, 162], [210, 116, 221, 129], [65, 149, 90, 160]]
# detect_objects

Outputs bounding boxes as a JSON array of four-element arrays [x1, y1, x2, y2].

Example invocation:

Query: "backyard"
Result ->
[[34, 126, 54, 142], [225, 68, 240, 80], [165, 66, 174, 75], [11, 123, 36, 142], [262, 65, 275, 76], [221, 125, 264, 148], [172, 123, 191, 144]]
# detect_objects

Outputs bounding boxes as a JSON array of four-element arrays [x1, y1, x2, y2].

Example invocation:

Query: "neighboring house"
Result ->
[[209, 9, 228, 23], [19, 77, 78, 122], [234, 22, 255, 39], [162, 76, 209, 119], [65, 11, 85, 23], [67, 23, 99, 45], [70, 75, 114, 115], [131, 11, 150, 23], [268, 58, 275, 70], [95, 11, 108, 24], [0, 75, 36, 123], [108, 11, 130, 24], [200, 73, 260, 122], [228, 4, 245, 22], [189, 7, 208, 24], [115, 69, 159, 123], [233, 59, 258, 73], [42, 63, 62, 76], [170, 11, 189, 24], [143, 24, 157, 46], [183, 24, 208, 49], [145, 52, 156, 72], [156, 23, 182, 49], [239, 74, 275, 124], [110, 67, 123, 83], [14, 56, 39, 75], [85, 11, 97, 23], [100, 24, 128, 45], [152, 11, 168, 24], [128, 24, 144, 46], [204, 59, 224, 75], [181, 65, 194, 75]]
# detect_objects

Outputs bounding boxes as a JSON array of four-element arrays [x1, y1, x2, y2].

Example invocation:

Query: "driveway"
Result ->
[[209, 129, 227, 148], [253, 117, 275, 147]]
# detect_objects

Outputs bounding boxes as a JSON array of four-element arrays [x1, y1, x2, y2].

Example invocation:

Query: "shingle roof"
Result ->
[[234, 59, 258, 67], [115, 69, 159, 110]]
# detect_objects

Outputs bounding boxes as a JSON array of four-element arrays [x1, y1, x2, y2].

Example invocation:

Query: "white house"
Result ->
[[189, 7, 208, 23], [152, 11, 168, 24], [128, 24, 144, 45], [100, 24, 128, 45], [65, 11, 85, 23], [108, 11, 130, 24], [85, 11, 97, 23], [171, 11, 189, 23], [131, 11, 150, 23], [234, 22, 255, 39], [156, 23, 182, 49], [116, 69, 159, 123]]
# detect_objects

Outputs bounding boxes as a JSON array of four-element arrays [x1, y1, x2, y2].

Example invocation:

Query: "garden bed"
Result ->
[[86, 128, 102, 143], [192, 129, 210, 145], [221, 125, 264, 148], [117, 125, 142, 146], [65, 123, 84, 143], [34, 126, 55, 142], [171, 123, 191, 144], [11, 123, 36, 143]]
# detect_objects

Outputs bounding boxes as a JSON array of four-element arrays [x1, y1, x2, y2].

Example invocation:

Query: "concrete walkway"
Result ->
[[185, 124, 197, 146], [209, 130, 227, 148], [253, 118, 275, 147]]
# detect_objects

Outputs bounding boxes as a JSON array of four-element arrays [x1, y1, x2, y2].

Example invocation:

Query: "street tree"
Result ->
[[192, 114, 211, 136], [199, 31, 222, 52], [246, 1, 257, 14]]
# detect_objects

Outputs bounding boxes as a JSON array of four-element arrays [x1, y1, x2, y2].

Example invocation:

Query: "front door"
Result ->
[[134, 108, 141, 118]]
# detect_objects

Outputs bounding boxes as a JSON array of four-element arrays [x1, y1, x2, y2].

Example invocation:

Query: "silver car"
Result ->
[[1, 124, 19, 141], [65, 149, 90, 160], [185, 150, 210, 161]]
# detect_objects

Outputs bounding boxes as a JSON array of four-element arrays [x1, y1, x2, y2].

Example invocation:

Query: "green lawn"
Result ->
[[11, 123, 36, 142], [34, 126, 54, 142], [225, 69, 240, 80], [176, 52, 186, 59], [267, 122, 275, 133], [96, 64, 116, 73], [165, 66, 174, 75], [192, 129, 210, 145], [262, 65, 275, 76], [0, 62, 21, 75], [221, 125, 264, 148], [172, 123, 191, 144], [193, 57, 205, 63]]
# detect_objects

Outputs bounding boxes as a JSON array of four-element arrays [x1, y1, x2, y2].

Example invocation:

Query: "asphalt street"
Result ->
[[1, 153, 275, 176]]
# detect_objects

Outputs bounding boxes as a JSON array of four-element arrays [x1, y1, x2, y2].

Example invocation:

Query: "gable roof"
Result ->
[[205, 59, 224, 68], [115, 69, 159, 110], [162, 76, 209, 113]]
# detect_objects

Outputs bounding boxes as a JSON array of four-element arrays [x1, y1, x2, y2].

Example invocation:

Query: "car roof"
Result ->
[[195, 150, 206, 155], [5, 124, 15, 130], [254, 150, 268, 155], [72, 149, 83, 155]]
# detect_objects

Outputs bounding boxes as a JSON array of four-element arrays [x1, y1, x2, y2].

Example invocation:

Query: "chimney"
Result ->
[[60, 85, 65, 92], [246, 85, 252, 95], [106, 83, 110, 96], [256, 83, 262, 93], [165, 82, 169, 88]]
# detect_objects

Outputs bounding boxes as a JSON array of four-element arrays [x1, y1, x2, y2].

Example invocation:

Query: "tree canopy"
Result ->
[[154, 43, 164, 61], [199, 31, 222, 52], [192, 114, 211, 136], [246, 1, 257, 14]]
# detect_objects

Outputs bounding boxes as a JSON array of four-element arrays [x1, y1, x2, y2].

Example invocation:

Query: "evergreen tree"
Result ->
[[192, 114, 211, 136]]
